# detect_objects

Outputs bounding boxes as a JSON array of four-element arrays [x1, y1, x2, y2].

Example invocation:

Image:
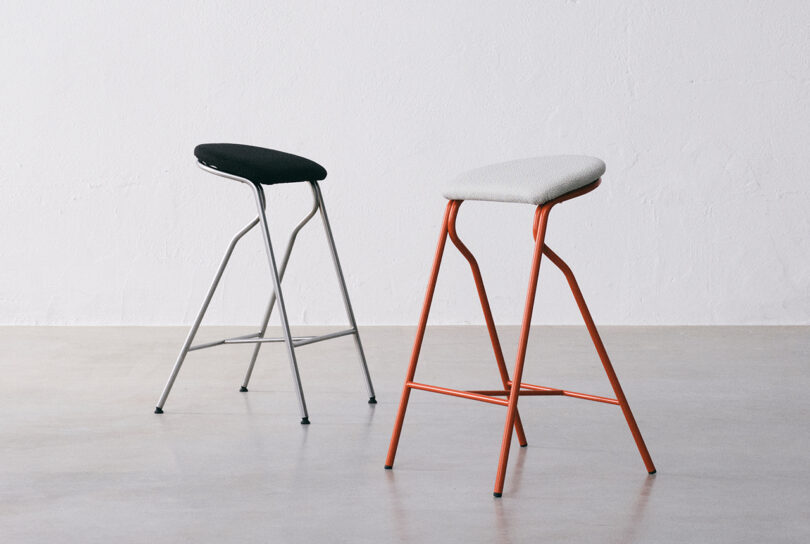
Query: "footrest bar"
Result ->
[[188, 332, 261, 351], [509, 381, 619, 405], [189, 329, 357, 351], [407, 382, 509, 406], [469, 389, 564, 397], [561, 390, 619, 404], [225, 329, 355, 347], [293, 328, 356, 347], [224, 336, 308, 345]]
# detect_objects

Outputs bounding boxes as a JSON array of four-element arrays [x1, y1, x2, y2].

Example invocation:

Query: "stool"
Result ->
[[383, 155, 655, 496], [154, 144, 376, 423]]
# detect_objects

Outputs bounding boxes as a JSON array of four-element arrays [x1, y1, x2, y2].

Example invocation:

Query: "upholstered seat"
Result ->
[[443, 155, 606, 205], [194, 143, 327, 185]]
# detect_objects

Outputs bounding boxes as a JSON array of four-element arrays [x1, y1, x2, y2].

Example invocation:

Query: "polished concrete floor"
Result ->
[[1, 326, 808, 542]]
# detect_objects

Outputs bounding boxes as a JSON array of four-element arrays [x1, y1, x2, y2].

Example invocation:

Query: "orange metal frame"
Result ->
[[384, 179, 656, 497]]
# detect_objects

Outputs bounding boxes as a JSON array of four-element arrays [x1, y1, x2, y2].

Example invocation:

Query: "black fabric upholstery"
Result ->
[[194, 143, 327, 185]]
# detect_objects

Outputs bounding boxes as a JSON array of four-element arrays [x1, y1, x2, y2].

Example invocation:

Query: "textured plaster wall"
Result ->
[[1, 1, 809, 326]]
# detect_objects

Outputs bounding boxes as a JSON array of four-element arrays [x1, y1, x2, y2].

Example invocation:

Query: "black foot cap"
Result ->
[[493, 492, 502, 498], [648, 470, 657, 475], [368, 396, 377, 404], [300, 417, 310, 425], [384, 465, 393, 470], [520, 443, 528, 448], [239, 386, 248, 392], [154, 407, 163, 414]]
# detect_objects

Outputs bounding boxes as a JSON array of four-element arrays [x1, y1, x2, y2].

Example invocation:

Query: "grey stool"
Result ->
[[154, 144, 376, 423]]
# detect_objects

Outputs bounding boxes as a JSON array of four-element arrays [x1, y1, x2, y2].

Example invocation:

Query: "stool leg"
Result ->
[[446, 201, 529, 447], [240, 296, 272, 393], [249, 183, 310, 424], [542, 245, 656, 474], [493, 205, 552, 497], [240, 196, 320, 392], [154, 217, 260, 414], [385, 202, 453, 469], [310, 181, 377, 403]]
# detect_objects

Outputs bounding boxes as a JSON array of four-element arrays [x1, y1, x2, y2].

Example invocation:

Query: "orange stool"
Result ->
[[384, 156, 655, 497]]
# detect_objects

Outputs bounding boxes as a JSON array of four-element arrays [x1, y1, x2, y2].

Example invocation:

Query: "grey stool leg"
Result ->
[[240, 193, 320, 392], [154, 217, 260, 414], [249, 183, 311, 424], [311, 181, 377, 403]]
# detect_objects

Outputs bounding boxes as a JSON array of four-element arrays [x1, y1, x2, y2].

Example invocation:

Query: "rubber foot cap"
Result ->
[[520, 443, 528, 448], [154, 407, 163, 414], [493, 492, 502, 498], [649, 470, 657, 475], [239, 386, 248, 392], [300, 417, 310, 425], [384, 465, 392, 470], [368, 396, 377, 404]]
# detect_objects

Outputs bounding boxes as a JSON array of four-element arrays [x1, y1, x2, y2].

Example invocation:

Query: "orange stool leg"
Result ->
[[542, 245, 656, 474], [447, 201, 528, 447], [385, 202, 453, 469], [493, 204, 552, 497]]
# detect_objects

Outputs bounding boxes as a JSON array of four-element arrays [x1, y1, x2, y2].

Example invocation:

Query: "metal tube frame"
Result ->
[[446, 200, 529, 446], [311, 181, 376, 403], [238, 188, 320, 391], [384, 179, 656, 497], [154, 163, 376, 422]]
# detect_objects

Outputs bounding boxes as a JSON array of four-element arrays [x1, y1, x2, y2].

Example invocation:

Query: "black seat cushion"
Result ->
[[194, 143, 327, 185]]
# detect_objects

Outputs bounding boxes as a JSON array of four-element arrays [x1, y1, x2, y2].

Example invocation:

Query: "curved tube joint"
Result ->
[[446, 200, 529, 446], [241, 185, 320, 389], [310, 180, 377, 400], [246, 182, 310, 421], [541, 243, 656, 474], [154, 173, 262, 411]]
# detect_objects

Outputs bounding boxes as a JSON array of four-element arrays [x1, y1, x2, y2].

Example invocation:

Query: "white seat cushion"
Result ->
[[443, 155, 606, 205]]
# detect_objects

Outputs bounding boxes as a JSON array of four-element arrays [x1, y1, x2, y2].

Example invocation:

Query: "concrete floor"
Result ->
[[1, 326, 808, 543]]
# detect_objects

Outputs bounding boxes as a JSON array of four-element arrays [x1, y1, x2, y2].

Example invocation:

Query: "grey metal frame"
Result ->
[[154, 163, 376, 423]]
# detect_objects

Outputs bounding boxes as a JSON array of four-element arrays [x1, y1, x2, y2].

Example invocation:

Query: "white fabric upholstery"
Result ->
[[443, 155, 606, 205]]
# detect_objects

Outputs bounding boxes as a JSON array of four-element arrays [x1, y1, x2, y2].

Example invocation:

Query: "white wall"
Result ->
[[1, 1, 808, 326]]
